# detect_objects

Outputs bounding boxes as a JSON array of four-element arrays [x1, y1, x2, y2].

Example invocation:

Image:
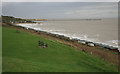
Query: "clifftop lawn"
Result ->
[[2, 16, 119, 72]]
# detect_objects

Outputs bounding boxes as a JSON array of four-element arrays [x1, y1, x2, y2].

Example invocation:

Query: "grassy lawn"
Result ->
[[2, 27, 118, 72]]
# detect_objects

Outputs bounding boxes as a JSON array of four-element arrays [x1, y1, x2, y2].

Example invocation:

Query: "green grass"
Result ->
[[2, 27, 118, 72]]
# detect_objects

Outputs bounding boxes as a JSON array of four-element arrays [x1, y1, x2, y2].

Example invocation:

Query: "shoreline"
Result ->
[[16, 23, 119, 52], [2, 22, 119, 65]]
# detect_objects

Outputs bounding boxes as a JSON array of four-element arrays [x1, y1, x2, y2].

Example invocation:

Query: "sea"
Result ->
[[18, 19, 118, 48]]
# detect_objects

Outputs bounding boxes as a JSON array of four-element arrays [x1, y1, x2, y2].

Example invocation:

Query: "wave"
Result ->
[[17, 23, 118, 49]]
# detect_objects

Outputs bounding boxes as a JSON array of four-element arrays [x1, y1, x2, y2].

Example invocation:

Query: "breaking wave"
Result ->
[[17, 23, 118, 48]]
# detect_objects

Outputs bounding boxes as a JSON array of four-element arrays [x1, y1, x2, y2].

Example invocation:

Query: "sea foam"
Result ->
[[17, 23, 118, 49]]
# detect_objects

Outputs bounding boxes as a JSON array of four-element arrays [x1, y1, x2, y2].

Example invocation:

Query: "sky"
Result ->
[[1, 0, 120, 2], [2, 2, 118, 19]]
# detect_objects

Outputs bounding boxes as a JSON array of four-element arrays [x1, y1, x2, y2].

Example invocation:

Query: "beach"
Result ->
[[2, 2, 119, 72], [2, 22, 119, 66], [17, 19, 118, 48], [2, 23, 119, 72]]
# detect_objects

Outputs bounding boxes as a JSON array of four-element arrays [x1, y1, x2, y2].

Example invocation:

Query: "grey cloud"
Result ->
[[2, 2, 118, 19]]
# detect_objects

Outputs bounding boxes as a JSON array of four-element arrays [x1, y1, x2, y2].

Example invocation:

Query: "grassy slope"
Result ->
[[2, 27, 118, 72]]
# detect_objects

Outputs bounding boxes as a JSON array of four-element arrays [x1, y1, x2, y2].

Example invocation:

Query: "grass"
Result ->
[[2, 27, 118, 72]]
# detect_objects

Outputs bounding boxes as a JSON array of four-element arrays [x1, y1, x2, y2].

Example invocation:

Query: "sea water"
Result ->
[[18, 19, 118, 48]]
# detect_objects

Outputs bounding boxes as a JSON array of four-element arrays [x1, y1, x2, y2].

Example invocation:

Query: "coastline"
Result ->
[[17, 21, 118, 49], [16, 23, 119, 52], [2, 22, 119, 65]]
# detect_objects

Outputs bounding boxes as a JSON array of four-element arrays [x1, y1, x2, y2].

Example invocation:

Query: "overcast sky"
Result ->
[[2, 2, 118, 19], [2, 0, 119, 2]]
